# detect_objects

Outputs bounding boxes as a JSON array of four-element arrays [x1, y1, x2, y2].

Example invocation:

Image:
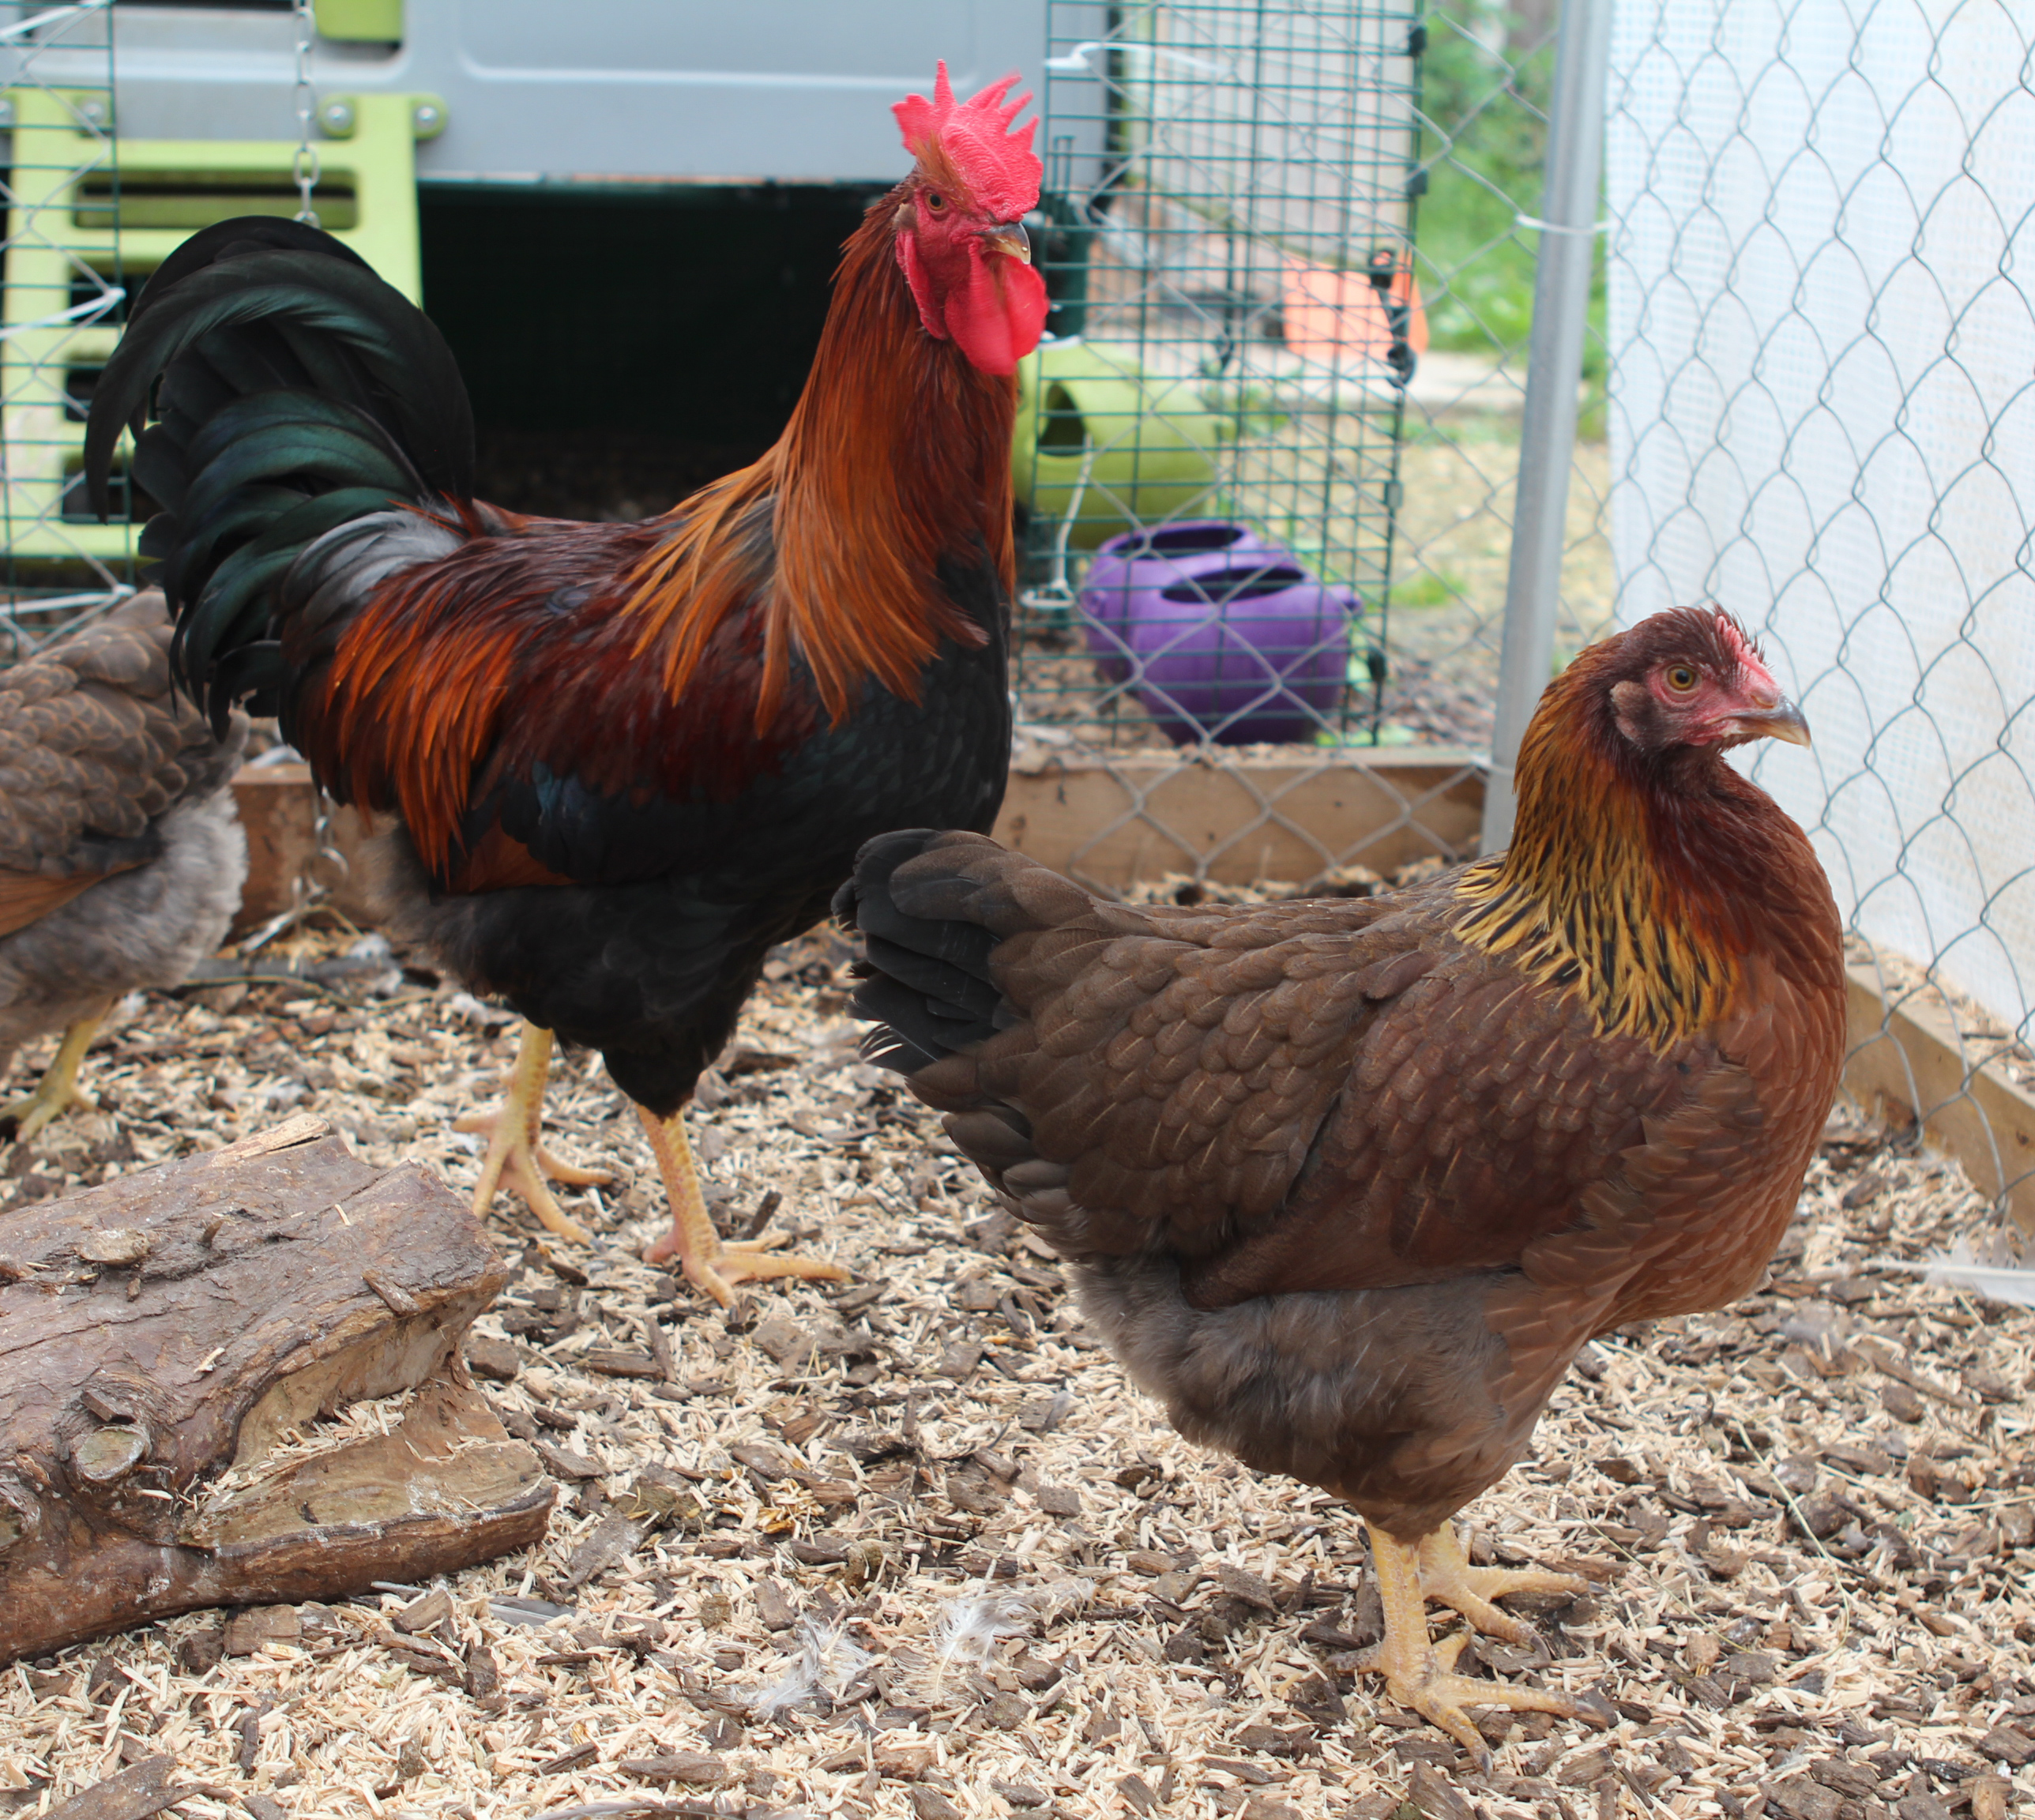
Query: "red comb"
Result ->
[[1716, 610, 1766, 669], [893, 62, 1041, 220]]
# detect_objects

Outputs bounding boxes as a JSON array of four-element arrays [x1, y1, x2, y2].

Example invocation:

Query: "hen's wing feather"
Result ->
[[0, 595, 248, 936], [849, 830, 1710, 1303]]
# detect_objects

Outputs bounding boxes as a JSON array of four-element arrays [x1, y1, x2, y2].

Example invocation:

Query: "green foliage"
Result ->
[[1412, 6, 1607, 412], [1391, 566, 1470, 609], [1413, 11, 1549, 353]]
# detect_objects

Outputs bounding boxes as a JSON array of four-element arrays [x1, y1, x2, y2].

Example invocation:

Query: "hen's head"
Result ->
[[1587, 607, 1810, 758], [890, 63, 1048, 377]]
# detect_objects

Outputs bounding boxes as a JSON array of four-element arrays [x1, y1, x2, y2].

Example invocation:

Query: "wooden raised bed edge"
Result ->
[[228, 759, 2035, 1235]]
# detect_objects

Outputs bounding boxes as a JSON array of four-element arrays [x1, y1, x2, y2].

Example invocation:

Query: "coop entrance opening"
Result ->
[[1039, 382, 1088, 453]]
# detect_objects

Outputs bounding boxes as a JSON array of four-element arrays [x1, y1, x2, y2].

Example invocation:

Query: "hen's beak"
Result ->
[[1731, 696, 1812, 748], [980, 220, 1032, 263]]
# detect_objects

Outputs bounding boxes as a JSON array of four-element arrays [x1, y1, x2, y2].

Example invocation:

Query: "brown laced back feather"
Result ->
[[619, 179, 1014, 728], [1457, 607, 1843, 1048]]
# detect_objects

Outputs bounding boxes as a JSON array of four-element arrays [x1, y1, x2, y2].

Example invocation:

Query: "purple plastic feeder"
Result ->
[[1080, 521, 1277, 687], [1079, 524, 1359, 745]]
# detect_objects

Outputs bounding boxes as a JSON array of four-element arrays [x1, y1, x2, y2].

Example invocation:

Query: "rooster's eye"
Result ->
[[926, 191, 946, 212], [1665, 664, 1698, 692]]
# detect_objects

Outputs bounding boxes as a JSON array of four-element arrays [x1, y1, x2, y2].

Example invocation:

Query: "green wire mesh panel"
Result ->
[[0, 1, 127, 656], [1017, 0, 1423, 750]]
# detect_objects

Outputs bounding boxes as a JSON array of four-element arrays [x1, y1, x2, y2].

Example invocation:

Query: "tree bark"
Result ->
[[0, 1114, 553, 1662]]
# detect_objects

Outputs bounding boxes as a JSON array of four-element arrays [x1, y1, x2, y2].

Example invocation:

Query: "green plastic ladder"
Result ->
[[2, 88, 440, 566]]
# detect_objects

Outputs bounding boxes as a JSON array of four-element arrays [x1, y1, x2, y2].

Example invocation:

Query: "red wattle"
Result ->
[[944, 252, 1048, 376]]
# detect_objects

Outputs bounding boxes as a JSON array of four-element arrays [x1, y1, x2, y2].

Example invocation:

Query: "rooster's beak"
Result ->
[[980, 220, 1032, 264], [1730, 696, 1812, 748]]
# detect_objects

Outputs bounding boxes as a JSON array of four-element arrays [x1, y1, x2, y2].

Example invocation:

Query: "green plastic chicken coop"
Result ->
[[1, 87, 441, 565], [1012, 338, 1222, 551]]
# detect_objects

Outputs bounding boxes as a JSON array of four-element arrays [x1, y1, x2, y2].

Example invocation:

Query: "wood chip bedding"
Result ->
[[2, 923, 2032, 1820]]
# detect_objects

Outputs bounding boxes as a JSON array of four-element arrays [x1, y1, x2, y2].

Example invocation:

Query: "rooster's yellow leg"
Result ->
[[636, 1105, 849, 1306], [1, 1004, 107, 1143], [1357, 1523, 1597, 1766], [457, 1023, 610, 1244]]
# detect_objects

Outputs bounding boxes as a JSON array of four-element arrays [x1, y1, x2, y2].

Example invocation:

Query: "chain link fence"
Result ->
[[1004, 0, 1615, 894], [1605, 0, 2035, 1224], [0, 0, 133, 660], [9, 2, 2027, 1228]]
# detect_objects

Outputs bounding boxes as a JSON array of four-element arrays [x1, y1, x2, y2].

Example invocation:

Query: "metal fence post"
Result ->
[[1479, 0, 1613, 854]]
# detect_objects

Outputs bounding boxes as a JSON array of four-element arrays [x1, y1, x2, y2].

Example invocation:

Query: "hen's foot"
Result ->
[[636, 1107, 848, 1306], [1416, 1524, 1590, 1646], [1363, 1523, 1603, 1767], [458, 1024, 611, 1244], [1, 1010, 106, 1145]]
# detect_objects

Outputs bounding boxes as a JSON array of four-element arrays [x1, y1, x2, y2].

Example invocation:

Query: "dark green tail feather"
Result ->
[[85, 216, 476, 731]]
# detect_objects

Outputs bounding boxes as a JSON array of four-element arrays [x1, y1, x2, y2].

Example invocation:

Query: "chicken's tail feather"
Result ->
[[83, 216, 474, 731], [833, 826, 1097, 1072], [839, 829, 1159, 1258]]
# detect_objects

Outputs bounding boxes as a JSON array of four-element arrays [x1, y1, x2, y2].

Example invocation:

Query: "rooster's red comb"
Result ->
[[893, 62, 1041, 221]]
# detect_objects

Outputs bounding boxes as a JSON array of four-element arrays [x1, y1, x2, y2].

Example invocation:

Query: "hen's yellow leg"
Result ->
[[1, 1003, 108, 1143], [637, 1105, 848, 1306], [457, 1023, 611, 1244], [1416, 1523, 1590, 1642], [1358, 1523, 1597, 1766]]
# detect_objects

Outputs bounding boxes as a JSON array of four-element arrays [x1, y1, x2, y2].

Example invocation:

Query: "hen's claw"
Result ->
[[460, 1023, 610, 1244], [1362, 1523, 1600, 1765], [0, 1010, 106, 1145], [1416, 1525, 1589, 1645], [637, 1107, 848, 1306]]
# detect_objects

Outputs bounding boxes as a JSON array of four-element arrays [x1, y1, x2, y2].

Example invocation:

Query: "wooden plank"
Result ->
[[1842, 964, 2035, 1235], [231, 762, 376, 931], [234, 750, 1489, 919], [991, 748, 1488, 889]]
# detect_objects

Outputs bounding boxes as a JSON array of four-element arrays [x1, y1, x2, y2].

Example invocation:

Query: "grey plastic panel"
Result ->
[[30, 1, 1055, 184]]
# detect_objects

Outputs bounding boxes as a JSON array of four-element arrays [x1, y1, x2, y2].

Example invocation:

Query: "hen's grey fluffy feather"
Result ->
[[0, 594, 248, 1082]]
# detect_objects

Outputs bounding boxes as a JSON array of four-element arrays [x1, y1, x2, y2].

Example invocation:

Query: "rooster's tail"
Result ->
[[83, 217, 474, 733]]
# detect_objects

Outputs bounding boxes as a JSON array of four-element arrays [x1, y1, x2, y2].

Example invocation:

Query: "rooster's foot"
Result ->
[[1363, 1523, 1605, 1766], [653, 1234, 852, 1307], [460, 1024, 611, 1245], [636, 1107, 848, 1306]]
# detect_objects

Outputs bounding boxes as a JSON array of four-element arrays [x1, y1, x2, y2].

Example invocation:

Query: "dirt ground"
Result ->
[[4, 920, 2035, 1820], [1378, 431, 1617, 748]]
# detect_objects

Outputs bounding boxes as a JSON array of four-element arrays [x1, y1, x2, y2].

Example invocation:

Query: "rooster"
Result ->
[[84, 65, 1047, 1302], [837, 608, 1845, 1754], [0, 593, 248, 1141]]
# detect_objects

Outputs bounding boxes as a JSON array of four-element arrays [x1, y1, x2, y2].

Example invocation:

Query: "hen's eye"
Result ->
[[1665, 664, 1698, 692], [925, 191, 946, 212]]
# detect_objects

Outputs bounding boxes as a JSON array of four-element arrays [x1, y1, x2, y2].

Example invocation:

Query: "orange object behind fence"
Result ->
[[1281, 257, 1428, 367]]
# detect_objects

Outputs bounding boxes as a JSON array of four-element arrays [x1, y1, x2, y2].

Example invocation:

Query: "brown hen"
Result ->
[[837, 607, 1845, 1755], [0, 593, 248, 1142]]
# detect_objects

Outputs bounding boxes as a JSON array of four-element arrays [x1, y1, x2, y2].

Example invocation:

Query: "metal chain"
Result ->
[[290, 0, 320, 226], [285, 0, 348, 926]]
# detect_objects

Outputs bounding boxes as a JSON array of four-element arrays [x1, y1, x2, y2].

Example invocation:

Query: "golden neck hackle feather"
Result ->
[[1454, 649, 1785, 1051], [619, 184, 1017, 731]]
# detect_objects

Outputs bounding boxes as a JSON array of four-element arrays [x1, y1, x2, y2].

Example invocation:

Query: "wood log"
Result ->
[[0, 1114, 554, 1663]]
